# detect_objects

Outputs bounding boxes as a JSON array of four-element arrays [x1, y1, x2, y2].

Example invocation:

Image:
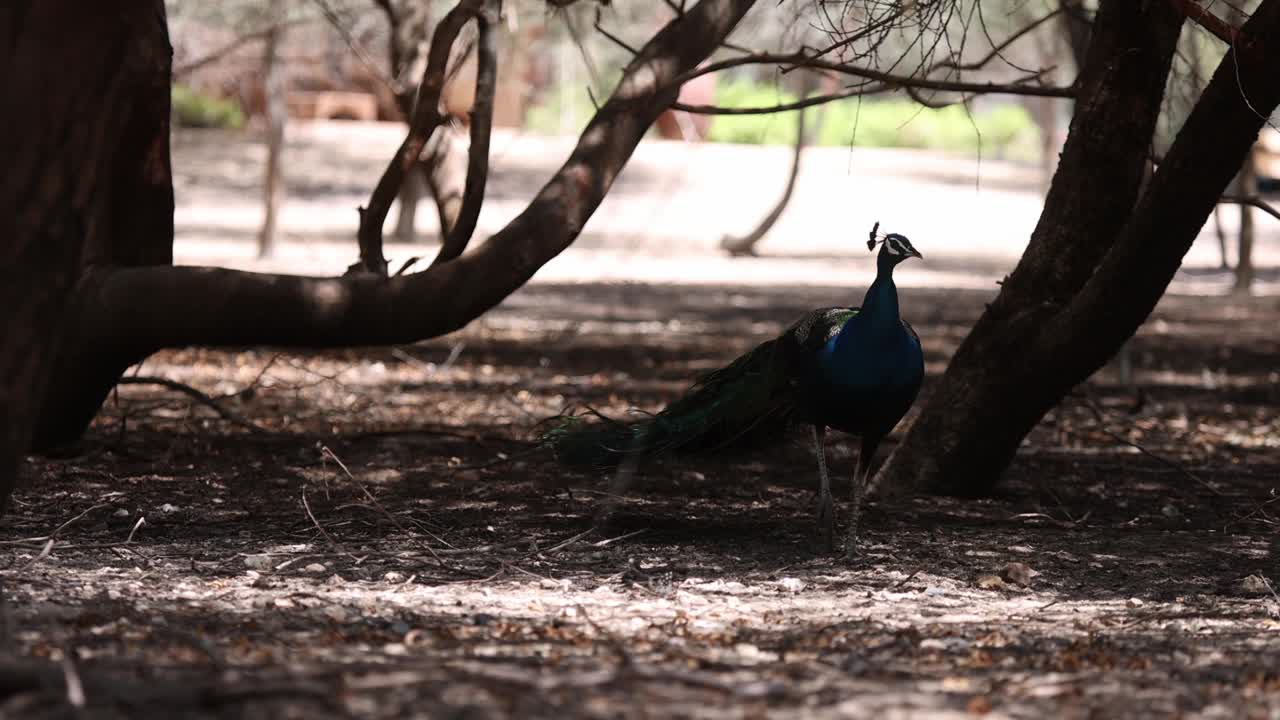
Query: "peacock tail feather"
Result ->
[[543, 307, 863, 468], [542, 335, 801, 467]]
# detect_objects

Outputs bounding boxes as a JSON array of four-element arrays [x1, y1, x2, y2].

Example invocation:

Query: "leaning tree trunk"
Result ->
[[1, 3, 174, 498], [877, 0, 1280, 496]]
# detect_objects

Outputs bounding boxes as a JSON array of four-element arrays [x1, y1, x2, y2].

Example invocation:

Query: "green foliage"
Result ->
[[171, 84, 245, 129], [702, 79, 1039, 158], [819, 100, 1040, 157], [704, 78, 801, 145]]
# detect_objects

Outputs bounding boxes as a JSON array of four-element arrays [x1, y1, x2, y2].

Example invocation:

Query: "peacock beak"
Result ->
[[909, 248, 923, 260]]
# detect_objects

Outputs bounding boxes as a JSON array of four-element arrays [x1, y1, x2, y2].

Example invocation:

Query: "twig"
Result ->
[[930, 9, 1063, 73], [0, 503, 112, 546], [593, 529, 647, 547], [173, 17, 311, 77], [1075, 395, 1222, 496], [17, 539, 56, 572], [125, 516, 146, 544], [116, 377, 265, 434], [891, 569, 921, 589], [306, 0, 400, 95], [319, 446, 457, 571], [301, 489, 360, 562], [60, 647, 86, 709], [1220, 194, 1280, 222]]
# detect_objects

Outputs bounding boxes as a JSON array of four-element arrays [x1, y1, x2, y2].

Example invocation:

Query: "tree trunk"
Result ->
[[2, 2, 173, 492], [258, 0, 288, 259], [876, 0, 1181, 496], [878, 0, 1280, 497], [1233, 150, 1256, 294]]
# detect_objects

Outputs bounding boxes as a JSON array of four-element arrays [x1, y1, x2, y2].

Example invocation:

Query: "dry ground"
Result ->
[[2, 282, 1278, 719]]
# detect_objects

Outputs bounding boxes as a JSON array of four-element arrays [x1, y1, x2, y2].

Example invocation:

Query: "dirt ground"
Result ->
[[2, 280, 1278, 719]]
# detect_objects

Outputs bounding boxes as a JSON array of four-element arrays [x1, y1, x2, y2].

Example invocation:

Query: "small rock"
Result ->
[[777, 577, 805, 593], [924, 586, 947, 596], [1161, 503, 1182, 519], [976, 575, 1007, 590], [113, 508, 131, 518], [1238, 574, 1273, 596], [999, 562, 1035, 587], [1126, 597, 1144, 608], [472, 613, 495, 626], [303, 562, 328, 574], [159, 503, 180, 514], [383, 571, 406, 583], [243, 554, 274, 570]]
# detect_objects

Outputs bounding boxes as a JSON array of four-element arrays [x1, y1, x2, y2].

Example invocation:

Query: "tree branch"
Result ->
[[173, 18, 310, 77], [1220, 194, 1280, 222], [931, 9, 1063, 73], [91, 0, 760, 354], [667, 52, 1075, 104], [431, 0, 500, 267], [354, 0, 484, 276], [1168, 0, 1245, 45]]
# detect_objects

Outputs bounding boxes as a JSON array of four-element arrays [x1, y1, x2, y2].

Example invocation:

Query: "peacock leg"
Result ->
[[845, 436, 878, 559], [813, 425, 834, 551]]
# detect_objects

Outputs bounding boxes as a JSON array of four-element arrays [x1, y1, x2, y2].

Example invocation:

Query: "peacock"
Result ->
[[545, 223, 925, 557]]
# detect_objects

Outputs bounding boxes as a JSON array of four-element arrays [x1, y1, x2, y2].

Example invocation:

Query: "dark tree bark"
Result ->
[[877, 0, 1280, 497], [2, 2, 173, 503], [25, 0, 759, 461]]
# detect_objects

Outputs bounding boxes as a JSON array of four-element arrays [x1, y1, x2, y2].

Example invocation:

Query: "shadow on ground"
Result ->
[[2, 283, 1277, 718]]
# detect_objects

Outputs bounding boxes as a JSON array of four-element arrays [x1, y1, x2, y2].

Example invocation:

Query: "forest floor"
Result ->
[[2, 282, 1278, 719], [2, 125, 1279, 717]]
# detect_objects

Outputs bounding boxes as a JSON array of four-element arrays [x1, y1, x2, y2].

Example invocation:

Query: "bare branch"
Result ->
[[307, 0, 399, 95], [116, 377, 265, 433], [354, 0, 485, 276], [672, 83, 888, 115], [1169, 0, 1245, 45], [431, 0, 501, 266], [1221, 194, 1280, 222], [668, 52, 1075, 103], [931, 9, 1063, 73], [173, 18, 310, 77]]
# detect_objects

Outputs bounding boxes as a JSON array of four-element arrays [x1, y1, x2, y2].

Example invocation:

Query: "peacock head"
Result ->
[[866, 222, 923, 269]]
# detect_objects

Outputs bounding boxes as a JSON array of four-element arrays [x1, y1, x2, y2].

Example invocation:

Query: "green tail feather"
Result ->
[[542, 337, 798, 468]]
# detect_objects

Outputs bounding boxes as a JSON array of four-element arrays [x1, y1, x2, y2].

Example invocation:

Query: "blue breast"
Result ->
[[811, 275, 924, 435]]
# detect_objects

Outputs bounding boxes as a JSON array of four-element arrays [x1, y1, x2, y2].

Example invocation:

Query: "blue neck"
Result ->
[[860, 253, 900, 327], [818, 249, 914, 389]]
